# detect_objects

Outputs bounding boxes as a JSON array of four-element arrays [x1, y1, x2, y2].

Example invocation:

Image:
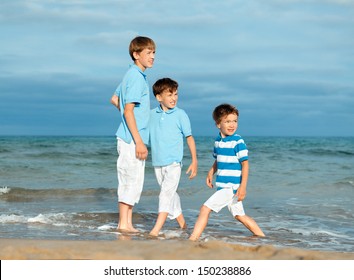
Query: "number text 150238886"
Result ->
[[197, 266, 252, 276]]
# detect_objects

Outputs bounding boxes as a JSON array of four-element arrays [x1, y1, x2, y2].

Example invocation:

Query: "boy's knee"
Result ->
[[235, 215, 245, 222], [200, 205, 211, 215]]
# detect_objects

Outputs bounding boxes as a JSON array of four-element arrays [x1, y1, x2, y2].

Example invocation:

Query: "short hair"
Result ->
[[129, 36, 156, 61], [212, 103, 239, 124], [152, 78, 178, 97]]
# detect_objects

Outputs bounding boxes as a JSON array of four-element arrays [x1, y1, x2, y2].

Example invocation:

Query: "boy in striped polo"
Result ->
[[189, 104, 264, 240]]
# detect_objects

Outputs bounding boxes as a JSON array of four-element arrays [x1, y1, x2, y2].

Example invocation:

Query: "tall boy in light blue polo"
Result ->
[[149, 78, 198, 237], [111, 36, 155, 233]]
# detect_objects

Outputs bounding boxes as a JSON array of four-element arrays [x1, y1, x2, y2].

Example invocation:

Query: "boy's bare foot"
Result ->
[[117, 226, 140, 233], [180, 223, 187, 230], [188, 233, 198, 241], [149, 230, 159, 237]]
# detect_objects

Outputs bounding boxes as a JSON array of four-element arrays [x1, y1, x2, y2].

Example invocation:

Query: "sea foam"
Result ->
[[0, 186, 11, 195]]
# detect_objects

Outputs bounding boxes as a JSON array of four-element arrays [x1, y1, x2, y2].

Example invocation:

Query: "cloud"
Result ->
[[1, 0, 353, 136]]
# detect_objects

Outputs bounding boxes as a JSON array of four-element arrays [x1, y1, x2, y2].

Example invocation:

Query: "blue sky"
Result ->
[[1, 0, 353, 136]]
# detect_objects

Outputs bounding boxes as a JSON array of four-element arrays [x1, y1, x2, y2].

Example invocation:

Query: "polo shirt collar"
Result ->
[[156, 105, 177, 114], [130, 64, 147, 78], [217, 132, 236, 141]]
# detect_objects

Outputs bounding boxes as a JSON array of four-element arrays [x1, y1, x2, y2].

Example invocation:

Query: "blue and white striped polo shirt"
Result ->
[[213, 133, 248, 191]]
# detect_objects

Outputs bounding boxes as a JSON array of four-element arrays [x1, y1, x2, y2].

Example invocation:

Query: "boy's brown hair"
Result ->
[[152, 78, 178, 97], [129, 36, 156, 61], [212, 103, 239, 124]]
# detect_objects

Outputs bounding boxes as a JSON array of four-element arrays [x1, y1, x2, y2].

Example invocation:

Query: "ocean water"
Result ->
[[1, 136, 353, 253]]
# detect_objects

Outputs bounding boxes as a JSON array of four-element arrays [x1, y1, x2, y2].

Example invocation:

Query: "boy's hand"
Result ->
[[206, 170, 214, 188], [110, 94, 120, 111], [235, 187, 246, 201], [186, 161, 198, 179], [135, 142, 148, 160]]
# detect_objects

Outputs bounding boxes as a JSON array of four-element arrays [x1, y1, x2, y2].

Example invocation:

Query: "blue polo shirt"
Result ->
[[149, 106, 192, 167], [115, 64, 150, 144]]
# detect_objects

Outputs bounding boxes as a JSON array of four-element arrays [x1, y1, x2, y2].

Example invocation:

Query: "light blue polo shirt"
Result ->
[[149, 106, 192, 167], [115, 64, 150, 144]]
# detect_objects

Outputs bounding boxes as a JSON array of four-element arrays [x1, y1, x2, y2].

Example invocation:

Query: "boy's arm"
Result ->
[[110, 94, 120, 111], [206, 160, 217, 188], [185, 135, 198, 179], [236, 160, 249, 201], [124, 103, 148, 160]]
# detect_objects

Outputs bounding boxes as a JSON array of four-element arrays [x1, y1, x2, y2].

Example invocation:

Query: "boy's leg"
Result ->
[[127, 204, 139, 232], [176, 213, 187, 229], [189, 189, 232, 241], [228, 197, 265, 237], [116, 138, 145, 233], [235, 215, 265, 237], [189, 205, 212, 241], [127, 206, 134, 226], [151, 163, 181, 236], [149, 212, 169, 236], [150, 204, 186, 236], [118, 202, 138, 232], [170, 192, 186, 229]]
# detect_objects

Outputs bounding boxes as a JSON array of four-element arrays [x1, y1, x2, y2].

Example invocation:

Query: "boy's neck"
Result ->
[[159, 104, 174, 112], [135, 61, 146, 72], [219, 132, 232, 138]]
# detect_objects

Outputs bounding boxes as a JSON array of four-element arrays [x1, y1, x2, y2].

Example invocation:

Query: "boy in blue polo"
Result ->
[[111, 36, 155, 233], [189, 103, 264, 240], [149, 78, 198, 237]]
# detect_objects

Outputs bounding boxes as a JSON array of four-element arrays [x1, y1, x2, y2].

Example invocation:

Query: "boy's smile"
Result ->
[[156, 89, 178, 111], [217, 113, 238, 138]]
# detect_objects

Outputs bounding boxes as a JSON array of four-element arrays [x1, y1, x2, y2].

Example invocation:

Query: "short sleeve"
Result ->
[[178, 110, 192, 137], [235, 138, 248, 162], [124, 70, 147, 104]]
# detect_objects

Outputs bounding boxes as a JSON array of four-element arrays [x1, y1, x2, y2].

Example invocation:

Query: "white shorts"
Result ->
[[204, 188, 245, 217], [154, 162, 182, 220], [116, 138, 145, 206]]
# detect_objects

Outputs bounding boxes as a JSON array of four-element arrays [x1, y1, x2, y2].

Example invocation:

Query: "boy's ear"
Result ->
[[132, 51, 139, 60], [216, 122, 221, 128], [156, 94, 162, 102]]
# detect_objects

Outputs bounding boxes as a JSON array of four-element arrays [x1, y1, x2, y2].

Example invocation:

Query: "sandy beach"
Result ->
[[1, 238, 353, 260]]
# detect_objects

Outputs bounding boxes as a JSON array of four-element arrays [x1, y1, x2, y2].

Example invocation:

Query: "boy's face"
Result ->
[[156, 89, 178, 111], [217, 113, 238, 138], [134, 48, 155, 71]]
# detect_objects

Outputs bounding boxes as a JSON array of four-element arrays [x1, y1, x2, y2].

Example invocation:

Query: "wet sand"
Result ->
[[1, 238, 354, 260]]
